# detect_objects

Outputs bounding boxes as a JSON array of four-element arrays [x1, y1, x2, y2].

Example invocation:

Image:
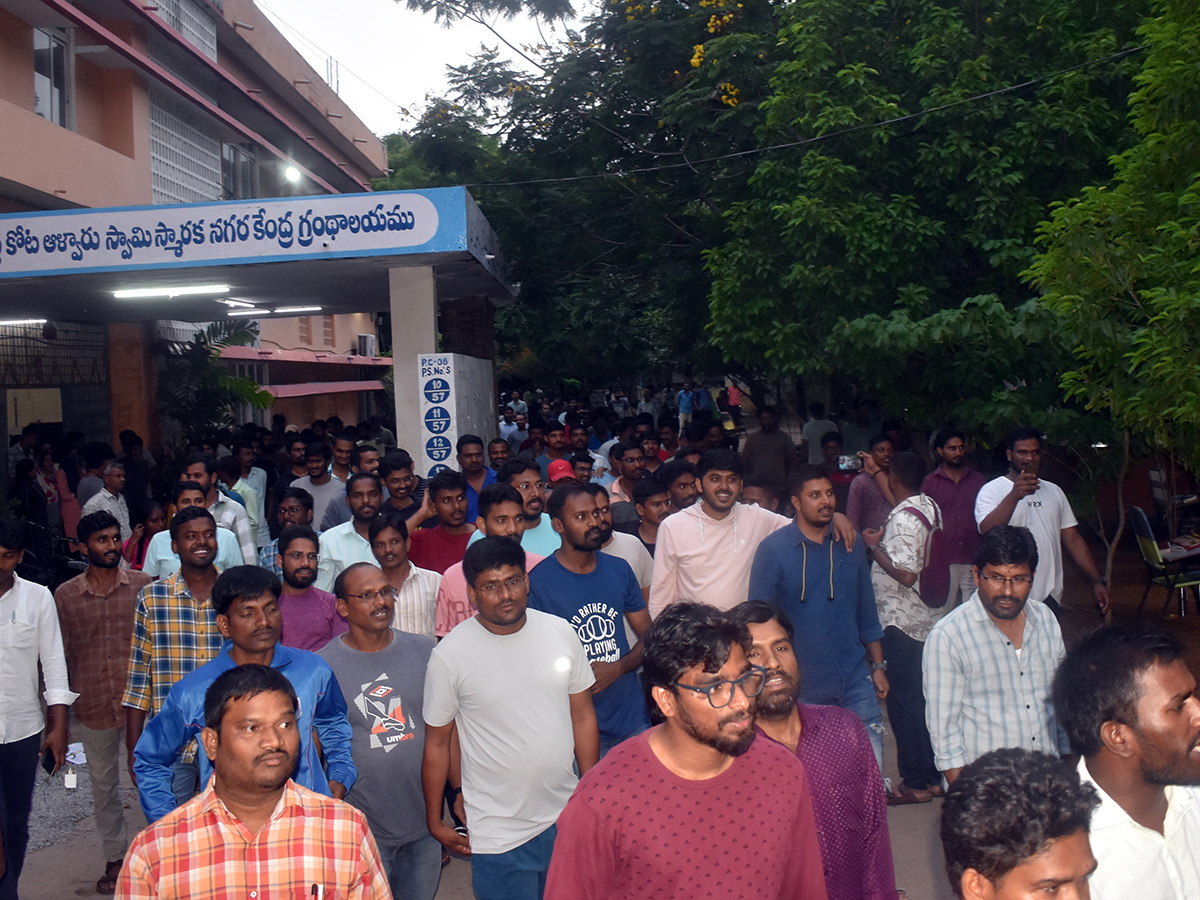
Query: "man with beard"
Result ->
[[730, 601, 897, 900], [921, 427, 987, 608], [741, 404, 799, 484], [369, 514, 441, 639], [409, 470, 477, 574], [133, 566, 355, 822], [54, 512, 152, 894], [568, 423, 608, 481], [274, 524, 346, 651], [181, 452, 256, 564], [290, 443, 345, 534], [749, 465, 889, 773], [604, 439, 646, 528], [529, 486, 651, 756], [423, 538, 598, 900], [117, 665, 387, 900], [923, 525, 1069, 784], [470, 459, 561, 557], [320, 563, 441, 900], [436, 484, 545, 637], [319, 444, 385, 531], [1053, 624, 1200, 899], [257, 487, 314, 577], [544, 602, 828, 900], [536, 422, 571, 483], [488, 438, 510, 472], [316, 473, 384, 592], [846, 435, 897, 534], [976, 427, 1111, 614], [657, 458, 699, 512], [459, 434, 497, 523]]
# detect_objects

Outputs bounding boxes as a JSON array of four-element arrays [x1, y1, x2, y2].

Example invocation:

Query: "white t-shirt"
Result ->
[[800, 418, 837, 464], [423, 609, 594, 853], [974, 475, 1077, 604], [601, 531, 653, 590]]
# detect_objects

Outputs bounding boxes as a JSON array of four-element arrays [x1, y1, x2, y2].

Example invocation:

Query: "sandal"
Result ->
[[926, 783, 944, 798], [97, 859, 123, 895], [886, 783, 933, 805]]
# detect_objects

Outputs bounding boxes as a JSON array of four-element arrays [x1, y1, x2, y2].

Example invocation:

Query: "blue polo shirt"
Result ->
[[466, 467, 498, 523], [748, 527, 883, 706]]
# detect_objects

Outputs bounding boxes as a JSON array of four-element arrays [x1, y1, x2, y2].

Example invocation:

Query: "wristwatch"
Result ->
[[870, 661, 888, 672]]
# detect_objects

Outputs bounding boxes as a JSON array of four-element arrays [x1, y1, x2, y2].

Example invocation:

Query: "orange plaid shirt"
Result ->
[[117, 779, 391, 900]]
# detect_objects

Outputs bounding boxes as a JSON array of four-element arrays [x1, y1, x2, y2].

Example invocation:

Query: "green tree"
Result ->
[[1028, 0, 1200, 472]]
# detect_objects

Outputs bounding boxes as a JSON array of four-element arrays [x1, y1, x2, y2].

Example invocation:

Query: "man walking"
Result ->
[[920, 427, 987, 607], [275, 524, 347, 651], [81, 462, 132, 542], [369, 515, 442, 639], [316, 473, 383, 591], [459, 434, 497, 523], [291, 442, 345, 532], [181, 453, 256, 564]]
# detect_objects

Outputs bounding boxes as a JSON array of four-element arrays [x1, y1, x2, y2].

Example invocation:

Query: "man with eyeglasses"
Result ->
[[423, 537, 599, 900], [471, 459, 562, 557], [923, 525, 1070, 786], [274, 524, 347, 651], [320, 562, 442, 900], [544, 601, 828, 900]]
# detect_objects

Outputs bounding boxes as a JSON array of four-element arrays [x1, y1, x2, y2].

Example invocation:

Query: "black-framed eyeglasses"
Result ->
[[979, 572, 1033, 589], [476, 576, 524, 596], [671, 666, 767, 709], [344, 587, 399, 603]]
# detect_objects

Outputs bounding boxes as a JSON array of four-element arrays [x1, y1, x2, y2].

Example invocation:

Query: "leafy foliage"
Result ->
[[155, 320, 270, 447], [1028, 0, 1200, 471]]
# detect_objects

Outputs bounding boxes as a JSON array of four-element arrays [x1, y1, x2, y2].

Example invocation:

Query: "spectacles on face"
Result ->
[[476, 576, 524, 595], [344, 586, 399, 603], [514, 480, 546, 493], [980, 572, 1033, 589], [284, 551, 319, 563], [671, 666, 767, 709]]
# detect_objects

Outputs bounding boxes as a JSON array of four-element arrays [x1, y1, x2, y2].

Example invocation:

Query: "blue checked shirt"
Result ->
[[258, 538, 282, 577], [922, 592, 1069, 772]]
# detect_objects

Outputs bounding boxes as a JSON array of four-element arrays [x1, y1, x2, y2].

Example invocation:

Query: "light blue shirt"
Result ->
[[316, 521, 375, 593], [141, 527, 244, 579], [467, 512, 562, 558]]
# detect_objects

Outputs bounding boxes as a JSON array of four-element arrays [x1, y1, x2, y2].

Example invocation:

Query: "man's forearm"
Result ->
[[421, 741, 452, 830], [979, 492, 1019, 533], [125, 706, 148, 751]]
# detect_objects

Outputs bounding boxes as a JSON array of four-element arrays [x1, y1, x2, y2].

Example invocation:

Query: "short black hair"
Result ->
[[277, 524, 318, 556], [933, 426, 967, 452], [349, 444, 379, 469], [890, 451, 926, 493], [728, 599, 795, 641], [173, 480, 206, 505], [183, 451, 218, 475], [305, 441, 332, 461], [169, 505, 216, 541], [941, 748, 1098, 897], [547, 483, 593, 521], [345, 472, 383, 496], [216, 455, 241, 479], [642, 602, 751, 725], [1053, 623, 1185, 757], [367, 512, 408, 544], [867, 433, 893, 451], [378, 450, 415, 479], [478, 483, 523, 519], [758, 404, 778, 417], [212, 565, 281, 618], [742, 475, 782, 503], [77, 510, 120, 545], [204, 664, 298, 736], [497, 458, 540, 485], [462, 535, 526, 588], [428, 469, 468, 500], [0, 515, 25, 552], [1005, 426, 1043, 453], [611, 438, 643, 462], [332, 561, 381, 600], [633, 476, 668, 507], [820, 430, 843, 448], [277, 487, 314, 512], [456, 434, 484, 452], [488, 437, 509, 451], [333, 431, 356, 447], [586, 482, 609, 500], [544, 420, 566, 436], [974, 525, 1038, 572], [696, 448, 743, 479], [787, 464, 832, 499], [659, 459, 697, 486]]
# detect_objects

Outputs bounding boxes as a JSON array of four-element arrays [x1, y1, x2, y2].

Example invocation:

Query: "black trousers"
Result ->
[[0, 733, 42, 900], [882, 626, 941, 789]]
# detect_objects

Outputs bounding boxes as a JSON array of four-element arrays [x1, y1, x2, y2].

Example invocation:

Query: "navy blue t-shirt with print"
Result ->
[[528, 552, 650, 743]]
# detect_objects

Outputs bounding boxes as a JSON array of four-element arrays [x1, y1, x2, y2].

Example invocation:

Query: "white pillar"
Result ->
[[389, 266, 438, 459]]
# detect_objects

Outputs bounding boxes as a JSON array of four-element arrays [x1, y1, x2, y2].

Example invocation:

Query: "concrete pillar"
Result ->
[[389, 266, 438, 457], [107, 322, 157, 449]]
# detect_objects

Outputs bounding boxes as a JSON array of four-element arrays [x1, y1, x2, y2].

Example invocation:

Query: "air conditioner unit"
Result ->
[[357, 334, 377, 357]]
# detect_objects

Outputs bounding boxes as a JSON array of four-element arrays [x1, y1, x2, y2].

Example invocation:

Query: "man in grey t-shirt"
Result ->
[[320, 562, 440, 900]]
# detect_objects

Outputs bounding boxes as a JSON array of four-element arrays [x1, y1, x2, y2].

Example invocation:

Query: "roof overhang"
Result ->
[[0, 187, 514, 322]]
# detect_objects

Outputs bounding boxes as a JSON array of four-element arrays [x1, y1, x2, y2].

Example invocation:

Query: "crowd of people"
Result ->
[[1, 387, 1197, 900]]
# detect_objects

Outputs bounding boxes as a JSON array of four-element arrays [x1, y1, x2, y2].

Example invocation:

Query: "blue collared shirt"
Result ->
[[748, 526, 883, 705], [133, 641, 356, 822], [466, 467, 497, 523]]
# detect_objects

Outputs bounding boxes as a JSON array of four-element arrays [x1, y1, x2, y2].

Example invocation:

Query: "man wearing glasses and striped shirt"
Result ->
[[923, 525, 1070, 787]]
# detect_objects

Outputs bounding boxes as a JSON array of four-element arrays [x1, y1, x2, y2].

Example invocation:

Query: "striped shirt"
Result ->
[[210, 493, 256, 565], [257, 538, 282, 577], [81, 489, 132, 542], [117, 779, 390, 900], [388, 563, 442, 639], [922, 592, 1069, 771]]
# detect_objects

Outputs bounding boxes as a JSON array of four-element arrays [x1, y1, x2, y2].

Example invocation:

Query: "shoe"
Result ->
[[886, 783, 933, 805], [97, 860, 123, 895]]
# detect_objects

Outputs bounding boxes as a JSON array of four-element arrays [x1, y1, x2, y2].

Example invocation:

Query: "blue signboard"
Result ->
[[423, 378, 451, 404], [424, 406, 451, 434], [425, 435, 452, 462]]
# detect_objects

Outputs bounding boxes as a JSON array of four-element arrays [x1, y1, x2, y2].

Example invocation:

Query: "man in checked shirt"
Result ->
[[117, 664, 390, 900]]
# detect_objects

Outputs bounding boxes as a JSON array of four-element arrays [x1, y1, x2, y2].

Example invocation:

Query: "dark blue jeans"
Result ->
[[882, 626, 940, 789], [0, 733, 42, 900], [471, 824, 557, 900]]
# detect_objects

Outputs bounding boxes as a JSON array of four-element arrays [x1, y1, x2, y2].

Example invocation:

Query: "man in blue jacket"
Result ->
[[133, 565, 355, 822]]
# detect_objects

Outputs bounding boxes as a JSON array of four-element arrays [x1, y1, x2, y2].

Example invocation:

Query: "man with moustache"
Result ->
[[436, 484, 544, 637], [1053, 624, 1200, 899], [290, 443, 345, 533], [54, 512, 153, 894], [470, 459, 562, 557], [656, 458, 699, 511], [318, 444, 384, 531], [369, 514, 441, 639], [458, 435, 498, 523], [846, 435, 897, 533], [731, 601, 898, 900], [530, 486, 651, 756], [117, 665, 388, 900], [749, 465, 889, 771], [921, 427, 987, 607], [488, 438, 511, 472], [321, 562, 441, 900], [924, 525, 1069, 784], [133, 566, 355, 822], [409, 470, 477, 574], [143, 482, 244, 579], [274, 524, 346, 651], [423, 538, 599, 900], [975, 427, 1110, 614], [257, 487, 314, 577], [180, 453, 256, 564], [316, 473, 384, 592], [544, 602, 828, 900]]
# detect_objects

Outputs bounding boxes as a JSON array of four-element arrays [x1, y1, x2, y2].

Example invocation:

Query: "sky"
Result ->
[[255, 0, 585, 138]]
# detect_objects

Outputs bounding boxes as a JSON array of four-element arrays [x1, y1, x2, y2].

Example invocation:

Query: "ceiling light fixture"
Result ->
[[217, 298, 256, 309], [114, 284, 229, 299], [274, 306, 322, 314], [0, 318, 48, 326], [227, 310, 261, 317], [284, 166, 301, 183]]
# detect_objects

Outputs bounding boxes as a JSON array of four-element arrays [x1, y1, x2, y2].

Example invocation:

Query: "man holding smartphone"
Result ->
[[0, 515, 77, 900]]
